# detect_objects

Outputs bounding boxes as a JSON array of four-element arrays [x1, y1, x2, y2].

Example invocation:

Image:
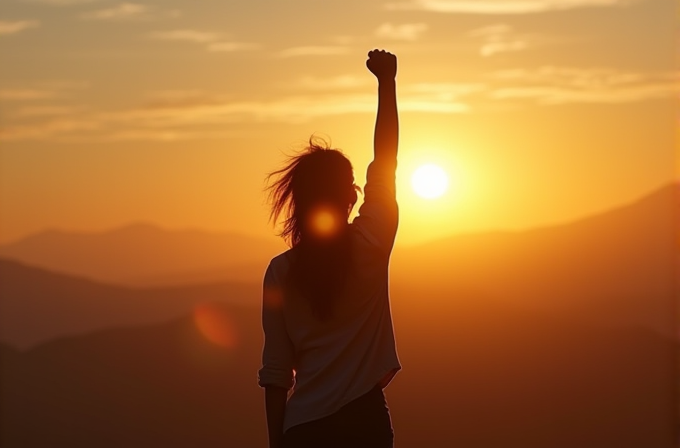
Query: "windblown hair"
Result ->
[[266, 137, 361, 320]]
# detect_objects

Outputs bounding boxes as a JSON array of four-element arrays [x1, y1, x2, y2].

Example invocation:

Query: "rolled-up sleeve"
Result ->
[[257, 263, 295, 389], [353, 161, 399, 253]]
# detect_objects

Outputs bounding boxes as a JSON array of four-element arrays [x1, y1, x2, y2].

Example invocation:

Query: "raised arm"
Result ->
[[353, 50, 399, 252], [366, 49, 399, 169]]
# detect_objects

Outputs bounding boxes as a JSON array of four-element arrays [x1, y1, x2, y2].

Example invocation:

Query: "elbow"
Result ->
[[258, 365, 295, 390]]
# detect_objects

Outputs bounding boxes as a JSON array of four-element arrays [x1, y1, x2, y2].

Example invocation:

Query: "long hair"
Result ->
[[266, 137, 360, 320]]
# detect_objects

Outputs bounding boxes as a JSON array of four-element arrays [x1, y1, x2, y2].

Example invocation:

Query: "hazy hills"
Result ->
[[0, 311, 267, 448], [0, 223, 285, 286], [1, 184, 676, 296], [0, 183, 676, 347], [1, 181, 678, 447], [392, 183, 678, 338], [1, 291, 676, 448], [0, 259, 259, 349]]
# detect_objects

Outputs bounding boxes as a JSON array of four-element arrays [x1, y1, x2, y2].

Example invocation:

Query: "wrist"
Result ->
[[378, 78, 396, 87]]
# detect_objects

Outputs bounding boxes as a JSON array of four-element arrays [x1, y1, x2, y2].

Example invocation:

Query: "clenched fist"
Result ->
[[366, 49, 397, 81]]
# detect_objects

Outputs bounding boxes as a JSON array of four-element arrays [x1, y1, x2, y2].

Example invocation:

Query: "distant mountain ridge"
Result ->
[[0, 258, 259, 350], [1, 185, 678, 446], [392, 183, 679, 338], [0, 185, 676, 290], [0, 222, 285, 286], [0, 183, 677, 345]]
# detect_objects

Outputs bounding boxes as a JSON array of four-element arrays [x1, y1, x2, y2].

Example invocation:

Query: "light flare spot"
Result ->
[[193, 302, 238, 349], [307, 206, 342, 239]]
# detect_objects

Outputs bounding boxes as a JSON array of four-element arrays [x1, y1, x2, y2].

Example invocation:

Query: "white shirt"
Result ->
[[258, 161, 401, 432]]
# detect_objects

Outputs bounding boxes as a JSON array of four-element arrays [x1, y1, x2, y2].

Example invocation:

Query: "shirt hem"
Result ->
[[282, 364, 402, 433]]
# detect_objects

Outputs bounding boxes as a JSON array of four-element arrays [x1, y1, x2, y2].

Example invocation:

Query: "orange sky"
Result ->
[[0, 0, 676, 245]]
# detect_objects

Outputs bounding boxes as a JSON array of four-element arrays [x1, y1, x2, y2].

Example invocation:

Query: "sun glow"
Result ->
[[411, 164, 449, 199]]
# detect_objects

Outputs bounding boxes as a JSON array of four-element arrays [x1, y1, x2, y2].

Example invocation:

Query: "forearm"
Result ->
[[264, 386, 288, 448], [374, 79, 399, 166]]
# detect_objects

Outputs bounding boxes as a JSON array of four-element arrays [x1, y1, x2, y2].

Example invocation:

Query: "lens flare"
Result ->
[[307, 205, 342, 239], [193, 302, 238, 349]]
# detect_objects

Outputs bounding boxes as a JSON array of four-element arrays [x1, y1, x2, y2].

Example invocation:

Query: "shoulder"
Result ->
[[266, 249, 295, 284], [269, 248, 295, 269]]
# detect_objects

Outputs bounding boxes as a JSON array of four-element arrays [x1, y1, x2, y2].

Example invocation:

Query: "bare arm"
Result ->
[[259, 267, 295, 448], [367, 49, 399, 168], [264, 386, 288, 448], [354, 49, 399, 251]]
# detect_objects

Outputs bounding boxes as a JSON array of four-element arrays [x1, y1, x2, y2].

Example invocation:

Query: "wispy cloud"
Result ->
[[23, 0, 99, 4], [1, 119, 103, 142], [0, 81, 87, 101], [0, 86, 471, 142], [294, 75, 369, 90], [0, 88, 58, 100], [490, 84, 675, 104], [16, 105, 79, 117], [469, 24, 513, 36], [398, 82, 483, 112], [80, 3, 147, 20], [277, 46, 350, 58], [150, 29, 220, 44], [97, 129, 236, 142], [487, 67, 677, 104], [3, 68, 672, 143], [0, 20, 40, 35], [144, 90, 207, 102], [150, 29, 259, 53], [375, 23, 429, 41], [385, 0, 635, 14], [489, 67, 653, 86], [469, 24, 529, 56], [80, 3, 180, 21], [331, 35, 357, 45], [404, 82, 487, 97], [207, 42, 259, 52]]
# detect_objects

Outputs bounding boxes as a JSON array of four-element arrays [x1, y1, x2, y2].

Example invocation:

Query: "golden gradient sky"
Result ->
[[0, 0, 676, 245]]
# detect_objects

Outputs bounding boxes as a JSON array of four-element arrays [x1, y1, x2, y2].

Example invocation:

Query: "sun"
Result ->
[[411, 164, 448, 199]]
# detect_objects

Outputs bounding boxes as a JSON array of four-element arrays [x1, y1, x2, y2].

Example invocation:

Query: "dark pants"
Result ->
[[281, 386, 394, 448]]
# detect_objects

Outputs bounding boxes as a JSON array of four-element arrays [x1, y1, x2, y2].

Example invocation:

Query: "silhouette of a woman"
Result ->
[[259, 49, 400, 448]]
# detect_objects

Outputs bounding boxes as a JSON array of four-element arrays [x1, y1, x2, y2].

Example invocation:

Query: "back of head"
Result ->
[[266, 137, 360, 319]]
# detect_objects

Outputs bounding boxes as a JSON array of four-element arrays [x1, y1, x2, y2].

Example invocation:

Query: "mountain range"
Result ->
[[391, 183, 678, 338], [1, 285, 677, 448], [1, 183, 676, 296], [0, 183, 678, 447], [1, 183, 677, 348], [0, 259, 259, 349], [0, 223, 285, 286]]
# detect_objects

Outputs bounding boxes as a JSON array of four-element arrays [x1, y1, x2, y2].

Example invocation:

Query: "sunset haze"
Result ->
[[1, 0, 675, 245]]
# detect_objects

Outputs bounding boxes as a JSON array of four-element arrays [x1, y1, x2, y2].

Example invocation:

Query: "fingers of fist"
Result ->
[[366, 49, 397, 79]]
